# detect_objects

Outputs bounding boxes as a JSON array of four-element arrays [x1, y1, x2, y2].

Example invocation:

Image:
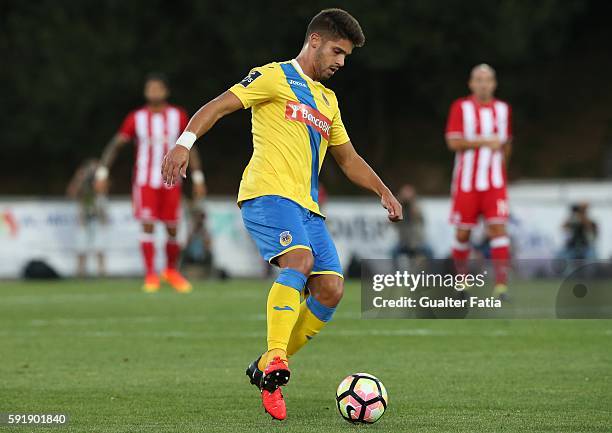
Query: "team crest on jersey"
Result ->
[[279, 231, 292, 247], [239, 70, 262, 87], [321, 92, 330, 106]]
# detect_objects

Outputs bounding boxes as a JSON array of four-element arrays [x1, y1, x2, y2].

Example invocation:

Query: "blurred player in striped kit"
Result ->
[[446, 64, 512, 298], [95, 73, 206, 292]]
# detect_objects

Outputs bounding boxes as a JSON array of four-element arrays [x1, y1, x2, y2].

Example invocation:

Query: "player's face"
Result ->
[[314, 37, 353, 81], [469, 69, 497, 101], [144, 79, 169, 105]]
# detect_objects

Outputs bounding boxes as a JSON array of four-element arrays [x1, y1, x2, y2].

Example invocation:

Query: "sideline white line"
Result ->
[[2, 328, 611, 340], [24, 311, 359, 327], [0, 328, 509, 339], [0, 290, 261, 305]]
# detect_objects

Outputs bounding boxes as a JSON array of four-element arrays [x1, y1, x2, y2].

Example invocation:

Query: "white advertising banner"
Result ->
[[1, 184, 611, 278]]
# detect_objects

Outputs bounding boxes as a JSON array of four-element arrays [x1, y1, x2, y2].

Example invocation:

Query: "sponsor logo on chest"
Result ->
[[285, 101, 331, 141], [288, 79, 308, 88]]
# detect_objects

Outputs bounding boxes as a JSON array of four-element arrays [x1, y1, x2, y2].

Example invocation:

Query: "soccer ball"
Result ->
[[335, 373, 388, 423]]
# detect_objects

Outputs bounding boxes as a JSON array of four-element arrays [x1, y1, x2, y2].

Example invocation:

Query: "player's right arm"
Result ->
[[162, 65, 277, 186], [161, 91, 243, 185], [100, 134, 130, 169], [94, 112, 136, 192], [185, 91, 244, 140], [94, 134, 130, 193]]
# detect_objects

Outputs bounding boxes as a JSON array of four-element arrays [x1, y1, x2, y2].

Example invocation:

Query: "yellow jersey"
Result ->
[[229, 59, 350, 216]]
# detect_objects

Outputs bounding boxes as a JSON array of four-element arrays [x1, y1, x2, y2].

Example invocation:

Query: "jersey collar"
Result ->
[[470, 95, 495, 107], [291, 59, 318, 84]]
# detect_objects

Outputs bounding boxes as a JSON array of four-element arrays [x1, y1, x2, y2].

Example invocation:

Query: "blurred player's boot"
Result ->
[[493, 283, 509, 301], [142, 274, 160, 293], [245, 355, 264, 389], [261, 356, 290, 420], [161, 268, 192, 293]]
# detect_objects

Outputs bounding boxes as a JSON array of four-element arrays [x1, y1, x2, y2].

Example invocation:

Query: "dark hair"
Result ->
[[145, 72, 169, 88], [306, 8, 365, 47]]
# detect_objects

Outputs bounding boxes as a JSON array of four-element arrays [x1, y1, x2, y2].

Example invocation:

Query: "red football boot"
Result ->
[[261, 356, 290, 420]]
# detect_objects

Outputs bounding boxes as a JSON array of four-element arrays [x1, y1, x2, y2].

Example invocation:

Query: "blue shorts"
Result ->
[[241, 195, 343, 277]]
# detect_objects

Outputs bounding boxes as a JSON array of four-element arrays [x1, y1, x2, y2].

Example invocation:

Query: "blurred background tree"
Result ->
[[1, 0, 610, 195]]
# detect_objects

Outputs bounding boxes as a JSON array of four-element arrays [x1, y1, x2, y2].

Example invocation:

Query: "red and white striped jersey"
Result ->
[[445, 96, 512, 193], [118, 105, 189, 188]]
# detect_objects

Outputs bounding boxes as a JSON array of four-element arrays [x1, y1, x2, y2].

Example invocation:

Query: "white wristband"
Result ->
[[176, 131, 197, 150], [192, 170, 205, 184], [95, 166, 109, 181]]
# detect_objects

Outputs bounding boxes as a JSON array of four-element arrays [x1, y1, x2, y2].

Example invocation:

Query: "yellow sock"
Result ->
[[287, 294, 335, 357], [256, 349, 287, 371], [257, 353, 268, 371], [264, 268, 305, 367], [267, 282, 300, 352]]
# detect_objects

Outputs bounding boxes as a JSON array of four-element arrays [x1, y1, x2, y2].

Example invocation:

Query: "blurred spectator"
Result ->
[[391, 184, 432, 266], [560, 203, 598, 260], [66, 159, 109, 277]]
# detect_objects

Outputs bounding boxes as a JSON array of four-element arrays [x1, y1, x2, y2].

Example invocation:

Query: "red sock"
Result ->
[[166, 238, 180, 270], [141, 236, 155, 275], [490, 236, 510, 285], [452, 241, 470, 275]]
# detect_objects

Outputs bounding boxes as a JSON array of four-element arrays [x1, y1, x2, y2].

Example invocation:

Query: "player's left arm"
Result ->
[[504, 139, 513, 163], [503, 104, 513, 163], [329, 141, 402, 222]]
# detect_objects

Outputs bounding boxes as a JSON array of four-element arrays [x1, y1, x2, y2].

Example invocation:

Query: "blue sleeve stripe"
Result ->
[[276, 268, 307, 292], [306, 294, 336, 322]]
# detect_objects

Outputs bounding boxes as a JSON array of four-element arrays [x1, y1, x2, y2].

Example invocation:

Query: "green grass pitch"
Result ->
[[1, 279, 610, 432]]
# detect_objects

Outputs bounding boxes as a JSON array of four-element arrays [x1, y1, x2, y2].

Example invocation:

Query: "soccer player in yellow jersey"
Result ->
[[162, 9, 402, 420]]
